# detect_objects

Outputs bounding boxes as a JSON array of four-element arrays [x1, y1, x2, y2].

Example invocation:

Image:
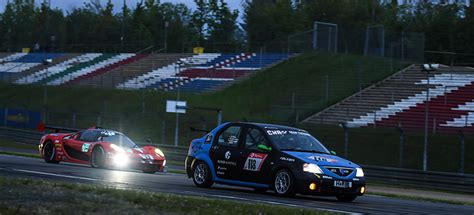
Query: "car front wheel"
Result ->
[[192, 161, 213, 188], [91, 146, 106, 168], [43, 141, 59, 164], [273, 169, 295, 197]]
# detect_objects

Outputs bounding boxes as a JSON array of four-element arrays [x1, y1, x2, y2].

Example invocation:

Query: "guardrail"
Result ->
[[363, 165, 474, 194], [0, 127, 473, 194]]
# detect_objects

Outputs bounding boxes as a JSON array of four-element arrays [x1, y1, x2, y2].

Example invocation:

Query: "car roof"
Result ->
[[234, 122, 307, 132]]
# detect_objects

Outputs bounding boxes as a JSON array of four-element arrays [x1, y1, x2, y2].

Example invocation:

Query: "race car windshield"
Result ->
[[266, 129, 330, 154], [101, 133, 138, 149]]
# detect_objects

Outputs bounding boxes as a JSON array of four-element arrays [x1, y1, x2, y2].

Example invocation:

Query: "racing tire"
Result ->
[[192, 161, 213, 188], [336, 194, 358, 202], [43, 141, 59, 164], [91, 146, 106, 169], [273, 169, 295, 197]]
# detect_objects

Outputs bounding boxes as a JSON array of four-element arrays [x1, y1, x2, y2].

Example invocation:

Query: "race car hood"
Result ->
[[119, 146, 165, 160], [282, 151, 359, 168]]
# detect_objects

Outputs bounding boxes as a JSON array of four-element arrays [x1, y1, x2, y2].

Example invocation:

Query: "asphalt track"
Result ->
[[0, 155, 473, 215]]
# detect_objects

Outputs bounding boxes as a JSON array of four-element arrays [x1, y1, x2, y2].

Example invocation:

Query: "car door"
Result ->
[[63, 130, 96, 161], [237, 126, 274, 184], [209, 124, 244, 180]]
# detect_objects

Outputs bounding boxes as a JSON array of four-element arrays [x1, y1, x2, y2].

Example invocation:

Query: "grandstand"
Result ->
[[1, 52, 291, 92], [302, 64, 474, 133]]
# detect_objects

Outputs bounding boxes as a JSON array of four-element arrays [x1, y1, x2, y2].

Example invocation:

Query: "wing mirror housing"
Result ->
[[257, 144, 272, 152]]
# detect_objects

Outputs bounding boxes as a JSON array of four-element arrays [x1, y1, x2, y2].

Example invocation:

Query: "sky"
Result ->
[[0, 0, 244, 14]]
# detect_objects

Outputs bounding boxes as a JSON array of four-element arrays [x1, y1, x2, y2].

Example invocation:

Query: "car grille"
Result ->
[[325, 167, 354, 177]]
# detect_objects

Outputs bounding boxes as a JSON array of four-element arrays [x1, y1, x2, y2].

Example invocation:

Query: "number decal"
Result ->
[[81, 143, 91, 152], [243, 153, 268, 172]]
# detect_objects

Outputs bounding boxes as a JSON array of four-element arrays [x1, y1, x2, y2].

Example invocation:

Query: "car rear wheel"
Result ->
[[43, 141, 59, 164], [192, 161, 213, 188], [273, 169, 295, 197], [91, 146, 106, 168], [336, 194, 358, 202]]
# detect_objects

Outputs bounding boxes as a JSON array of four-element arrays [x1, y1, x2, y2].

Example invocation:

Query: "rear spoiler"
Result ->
[[190, 127, 210, 134], [43, 125, 80, 133]]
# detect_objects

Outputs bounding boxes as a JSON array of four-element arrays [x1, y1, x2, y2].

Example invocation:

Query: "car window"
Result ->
[[78, 130, 99, 142], [100, 132, 138, 148], [245, 128, 268, 150], [72, 132, 82, 140], [217, 126, 241, 147]]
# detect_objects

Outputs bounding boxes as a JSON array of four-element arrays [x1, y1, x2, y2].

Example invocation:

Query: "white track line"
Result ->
[[12, 168, 97, 181]]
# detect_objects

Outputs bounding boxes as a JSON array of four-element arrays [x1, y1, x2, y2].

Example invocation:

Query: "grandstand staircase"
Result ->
[[302, 64, 474, 133], [64, 53, 146, 87], [75, 53, 192, 88], [11, 53, 80, 82]]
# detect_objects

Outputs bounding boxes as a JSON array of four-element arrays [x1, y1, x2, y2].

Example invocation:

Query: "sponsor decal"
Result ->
[[81, 143, 91, 152], [100, 131, 116, 136], [226, 136, 239, 145], [309, 156, 338, 163], [217, 160, 236, 166], [225, 151, 231, 160], [279, 157, 295, 162], [6, 113, 29, 123], [217, 171, 225, 175], [322, 175, 333, 179], [243, 153, 268, 171], [266, 130, 288, 136], [217, 166, 227, 171], [267, 130, 311, 136]]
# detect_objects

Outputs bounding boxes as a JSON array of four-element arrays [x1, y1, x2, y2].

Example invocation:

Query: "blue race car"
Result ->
[[185, 122, 366, 202]]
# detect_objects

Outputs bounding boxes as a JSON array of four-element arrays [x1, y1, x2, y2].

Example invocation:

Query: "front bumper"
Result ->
[[185, 156, 194, 178], [294, 172, 366, 196], [107, 153, 165, 172]]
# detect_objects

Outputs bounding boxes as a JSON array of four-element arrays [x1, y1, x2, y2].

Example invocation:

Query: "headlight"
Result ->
[[154, 148, 164, 157], [303, 163, 323, 174], [356, 168, 364, 177], [113, 153, 129, 167], [110, 144, 125, 153]]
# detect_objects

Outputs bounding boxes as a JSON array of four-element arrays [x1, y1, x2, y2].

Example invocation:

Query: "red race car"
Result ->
[[38, 127, 166, 173]]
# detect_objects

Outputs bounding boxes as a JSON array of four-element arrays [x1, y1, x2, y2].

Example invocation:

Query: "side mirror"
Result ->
[[205, 135, 212, 144], [257, 144, 272, 152], [145, 138, 152, 144], [330, 150, 337, 155]]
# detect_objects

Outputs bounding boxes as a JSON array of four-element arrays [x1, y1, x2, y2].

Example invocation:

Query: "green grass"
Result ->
[[0, 176, 336, 215], [0, 139, 37, 150], [0, 151, 40, 158], [368, 191, 474, 206]]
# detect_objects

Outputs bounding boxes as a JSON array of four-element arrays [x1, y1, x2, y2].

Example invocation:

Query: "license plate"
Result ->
[[334, 180, 352, 188]]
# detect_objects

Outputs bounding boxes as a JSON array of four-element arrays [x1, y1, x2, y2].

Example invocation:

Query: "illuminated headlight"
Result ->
[[163, 159, 166, 167], [303, 163, 323, 174], [356, 168, 364, 177], [113, 153, 129, 167], [154, 148, 164, 157], [110, 144, 125, 153]]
